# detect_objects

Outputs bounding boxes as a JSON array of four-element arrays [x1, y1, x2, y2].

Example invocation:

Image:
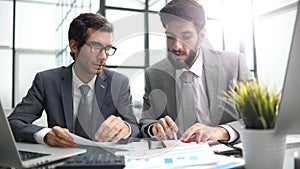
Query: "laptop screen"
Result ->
[[0, 101, 24, 168], [0, 100, 87, 168]]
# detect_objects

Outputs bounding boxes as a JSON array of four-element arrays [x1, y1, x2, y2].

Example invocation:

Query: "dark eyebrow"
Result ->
[[86, 41, 112, 47], [165, 31, 175, 35], [165, 31, 194, 37], [86, 41, 102, 46], [182, 31, 194, 36]]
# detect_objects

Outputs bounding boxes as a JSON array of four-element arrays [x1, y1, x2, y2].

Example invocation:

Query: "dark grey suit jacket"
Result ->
[[8, 63, 139, 143], [140, 47, 253, 136]]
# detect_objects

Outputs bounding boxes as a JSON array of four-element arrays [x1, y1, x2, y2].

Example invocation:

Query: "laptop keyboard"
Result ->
[[56, 153, 125, 169], [19, 150, 50, 161]]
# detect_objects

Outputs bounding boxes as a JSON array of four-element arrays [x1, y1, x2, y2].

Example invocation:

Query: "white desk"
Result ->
[[210, 134, 300, 169]]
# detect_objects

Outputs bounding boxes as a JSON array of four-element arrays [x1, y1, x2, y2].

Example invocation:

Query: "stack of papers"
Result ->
[[116, 141, 218, 169], [70, 133, 244, 169]]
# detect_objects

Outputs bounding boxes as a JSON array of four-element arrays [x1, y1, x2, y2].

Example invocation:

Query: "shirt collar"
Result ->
[[72, 66, 96, 90], [176, 49, 203, 79]]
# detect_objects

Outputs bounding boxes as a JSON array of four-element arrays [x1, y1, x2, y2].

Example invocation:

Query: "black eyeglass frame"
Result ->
[[85, 41, 117, 56]]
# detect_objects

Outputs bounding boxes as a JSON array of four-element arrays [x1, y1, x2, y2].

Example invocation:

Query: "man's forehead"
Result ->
[[165, 20, 197, 34], [86, 28, 112, 43], [86, 28, 110, 37]]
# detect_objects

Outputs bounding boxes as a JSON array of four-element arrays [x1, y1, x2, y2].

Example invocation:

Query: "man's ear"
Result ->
[[69, 39, 78, 54], [198, 27, 206, 43], [199, 27, 206, 40]]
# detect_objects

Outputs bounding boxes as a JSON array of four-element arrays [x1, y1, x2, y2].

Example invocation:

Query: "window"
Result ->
[[1, 0, 297, 111]]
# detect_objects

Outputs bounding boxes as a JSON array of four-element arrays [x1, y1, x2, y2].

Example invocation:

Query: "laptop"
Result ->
[[0, 101, 87, 168], [275, 3, 300, 135]]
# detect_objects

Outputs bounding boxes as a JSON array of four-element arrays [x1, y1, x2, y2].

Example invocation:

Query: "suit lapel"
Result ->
[[164, 74, 177, 120], [160, 59, 178, 120], [60, 64, 74, 131], [95, 72, 107, 115], [202, 48, 226, 125]]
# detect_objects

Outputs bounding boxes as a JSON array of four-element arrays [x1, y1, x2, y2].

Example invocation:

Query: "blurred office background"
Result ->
[[0, 0, 298, 123]]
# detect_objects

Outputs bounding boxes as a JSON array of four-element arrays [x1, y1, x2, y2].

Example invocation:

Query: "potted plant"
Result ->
[[222, 79, 280, 129], [221, 79, 286, 169]]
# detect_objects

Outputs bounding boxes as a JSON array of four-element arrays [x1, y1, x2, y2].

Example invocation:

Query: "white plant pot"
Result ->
[[240, 129, 286, 169]]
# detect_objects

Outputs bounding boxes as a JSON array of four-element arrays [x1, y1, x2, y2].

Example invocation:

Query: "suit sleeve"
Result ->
[[139, 70, 160, 137], [111, 74, 140, 140], [8, 73, 45, 143]]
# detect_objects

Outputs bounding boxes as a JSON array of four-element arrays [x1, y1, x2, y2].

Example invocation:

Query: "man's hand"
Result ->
[[44, 126, 76, 147], [95, 115, 130, 143], [151, 116, 178, 141], [180, 123, 229, 143]]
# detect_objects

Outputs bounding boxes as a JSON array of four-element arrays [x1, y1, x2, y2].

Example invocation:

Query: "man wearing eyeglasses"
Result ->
[[8, 13, 139, 147], [140, 0, 253, 144]]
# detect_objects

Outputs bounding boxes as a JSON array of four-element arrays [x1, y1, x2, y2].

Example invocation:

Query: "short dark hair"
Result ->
[[68, 13, 114, 60], [159, 0, 206, 31]]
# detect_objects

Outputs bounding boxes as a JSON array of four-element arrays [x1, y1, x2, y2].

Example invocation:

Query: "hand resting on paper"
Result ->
[[44, 126, 76, 148], [94, 115, 130, 143], [151, 116, 229, 143], [180, 123, 230, 143]]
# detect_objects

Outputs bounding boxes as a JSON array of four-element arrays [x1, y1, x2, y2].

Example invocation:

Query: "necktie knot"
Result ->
[[180, 71, 193, 83], [79, 85, 90, 102]]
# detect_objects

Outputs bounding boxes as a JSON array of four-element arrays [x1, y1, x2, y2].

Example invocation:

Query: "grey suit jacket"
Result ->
[[140, 47, 253, 136], [8, 63, 140, 143]]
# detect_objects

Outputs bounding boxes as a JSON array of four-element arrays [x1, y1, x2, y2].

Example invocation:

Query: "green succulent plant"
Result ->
[[221, 79, 281, 129]]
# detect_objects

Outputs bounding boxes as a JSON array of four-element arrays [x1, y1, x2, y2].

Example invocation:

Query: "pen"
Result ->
[[160, 141, 167, 148], [172, 131, 177, 140], [147, 137, 151, 150], [159, 131, 177, 149], [214, 149, 241, 156]]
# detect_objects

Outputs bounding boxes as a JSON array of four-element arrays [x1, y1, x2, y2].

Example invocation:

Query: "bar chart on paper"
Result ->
[[117, 141, 217, 169]]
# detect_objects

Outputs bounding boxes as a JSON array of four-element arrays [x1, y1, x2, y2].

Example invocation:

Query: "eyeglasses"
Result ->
[[85, 41, 117, 56]]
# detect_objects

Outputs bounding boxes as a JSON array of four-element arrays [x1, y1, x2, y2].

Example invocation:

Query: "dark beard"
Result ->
[[167, 45, 198, 69]]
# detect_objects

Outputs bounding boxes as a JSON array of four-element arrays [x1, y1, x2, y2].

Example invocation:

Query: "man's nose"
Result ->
[[97, 50, 107, 60], [172, 38, 184, 50]]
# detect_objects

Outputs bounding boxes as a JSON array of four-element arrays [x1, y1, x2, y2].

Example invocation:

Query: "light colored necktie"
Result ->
[[197, 73, 210, 124], [178, 71, 197, 132], [75, 85, 91, 139]]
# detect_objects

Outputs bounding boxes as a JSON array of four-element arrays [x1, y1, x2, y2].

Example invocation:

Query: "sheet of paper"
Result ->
[[121, 155, 244, 169], [69, 133, 149, 151], [69, 133, 97, 146], [116, 141, 219, 168]]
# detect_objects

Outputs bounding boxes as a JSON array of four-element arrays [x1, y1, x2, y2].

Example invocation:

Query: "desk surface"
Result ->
[[81, 144, 300, 169], [2, 136, 300, 169], [76, 138, 300, 169]]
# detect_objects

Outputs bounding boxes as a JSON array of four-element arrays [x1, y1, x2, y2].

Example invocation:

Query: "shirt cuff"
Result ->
[[219, 124, 238, 143], [147, 123, 155, 137], [34, 128, 52, 144], [122, 121, 132, 139]]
